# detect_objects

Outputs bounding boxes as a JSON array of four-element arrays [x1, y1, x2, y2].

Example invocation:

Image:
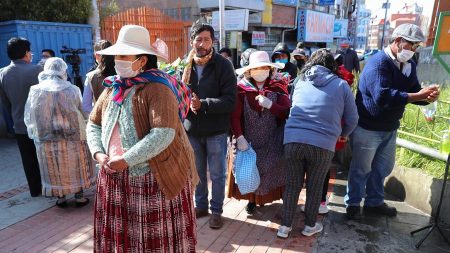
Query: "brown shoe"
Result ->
[[195, 208, 209, 218], [209, 214, 223, 229]]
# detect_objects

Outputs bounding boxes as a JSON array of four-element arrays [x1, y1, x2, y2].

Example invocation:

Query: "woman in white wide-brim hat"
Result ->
[[85, 24, 198, 252], [227, 51, 291, 214]]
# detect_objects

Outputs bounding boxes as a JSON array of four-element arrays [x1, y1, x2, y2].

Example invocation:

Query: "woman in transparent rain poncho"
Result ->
[[24, 57, 96, 208]]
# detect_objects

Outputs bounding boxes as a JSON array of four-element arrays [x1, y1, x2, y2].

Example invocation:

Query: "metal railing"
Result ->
[[398, 98, 450, 161]]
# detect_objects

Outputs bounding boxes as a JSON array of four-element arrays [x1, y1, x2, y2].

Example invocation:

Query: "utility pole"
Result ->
[[366, 19, 371, 50], [380, 0, 389, 49], [219, 0, 225, 49]]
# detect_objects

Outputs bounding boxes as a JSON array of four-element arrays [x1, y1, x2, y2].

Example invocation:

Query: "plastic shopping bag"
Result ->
[[233, 146, 260, 195]]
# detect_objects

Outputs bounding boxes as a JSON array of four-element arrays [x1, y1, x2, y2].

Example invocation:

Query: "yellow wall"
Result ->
[[262, 0, 272, 25]]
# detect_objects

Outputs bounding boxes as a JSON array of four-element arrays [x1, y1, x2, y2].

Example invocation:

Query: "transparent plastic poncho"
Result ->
[[24, 58, 87, 142], [24, 58, 95, 197]]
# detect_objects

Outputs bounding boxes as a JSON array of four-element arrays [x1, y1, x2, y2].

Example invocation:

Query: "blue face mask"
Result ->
[[275, 59, 288, 64]]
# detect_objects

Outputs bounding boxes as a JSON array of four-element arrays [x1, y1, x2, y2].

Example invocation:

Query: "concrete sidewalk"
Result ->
[[0, 138, 57, 230], [315, 169, 450, 253], [1, 138, 449, 252]]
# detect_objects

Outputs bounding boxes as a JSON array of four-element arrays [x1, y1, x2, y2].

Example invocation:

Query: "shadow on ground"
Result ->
[[314, 166, 450, 253]]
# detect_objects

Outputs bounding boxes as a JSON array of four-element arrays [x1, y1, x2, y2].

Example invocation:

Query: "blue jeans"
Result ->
[[189, 133, 228, 214], [344, 126, 397, 207]]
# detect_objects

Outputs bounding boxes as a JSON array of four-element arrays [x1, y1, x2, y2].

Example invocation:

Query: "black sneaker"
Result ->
[[246, 202, 256, 214], [363, 203, 397, 217], [346, 206, 362, 220]]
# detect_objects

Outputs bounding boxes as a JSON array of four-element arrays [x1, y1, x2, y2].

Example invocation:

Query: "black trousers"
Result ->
[[322, 170, 331, 202], [15, 134, 42, 196]]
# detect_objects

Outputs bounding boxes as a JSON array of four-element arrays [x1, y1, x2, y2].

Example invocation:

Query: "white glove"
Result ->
[[236, 135, 249, 151], [255, 95, 273, 109]]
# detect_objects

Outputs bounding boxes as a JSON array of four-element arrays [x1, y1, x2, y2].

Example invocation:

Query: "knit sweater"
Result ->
[[86, 83, 198, 200], [356, 51, 425, 131]]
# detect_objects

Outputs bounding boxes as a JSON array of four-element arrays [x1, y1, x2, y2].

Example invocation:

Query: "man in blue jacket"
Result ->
[[345, 24, 440, 220]]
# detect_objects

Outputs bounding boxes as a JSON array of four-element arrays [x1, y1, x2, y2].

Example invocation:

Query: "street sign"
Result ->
[[432, 11, 450, 74], [333, 19, 348, 38], [318, 0, 335, 6], [272, 0, 296, 6], [297, 10, 335, 43], [433, 11, 450, 55], [251, 31, 266, 46], [211, 9, 249, 31]]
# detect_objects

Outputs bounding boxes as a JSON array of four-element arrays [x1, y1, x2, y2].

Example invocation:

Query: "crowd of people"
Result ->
[[0, 21, 441, 252]]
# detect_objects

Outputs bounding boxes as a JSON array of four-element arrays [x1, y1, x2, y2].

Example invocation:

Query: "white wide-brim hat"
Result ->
[[236, 51, 284, 76], [96, 25, 168, 61]]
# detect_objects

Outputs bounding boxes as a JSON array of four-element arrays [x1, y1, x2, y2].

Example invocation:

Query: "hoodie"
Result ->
[[284, 65, 359, 152], [271, 43, 298, 81]]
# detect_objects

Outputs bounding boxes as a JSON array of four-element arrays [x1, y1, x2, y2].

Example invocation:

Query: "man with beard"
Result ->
[[182, 23, 237, 229]]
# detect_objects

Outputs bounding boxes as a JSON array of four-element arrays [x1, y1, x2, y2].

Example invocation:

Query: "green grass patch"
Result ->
[[396, 87, 450, 179], [396, 147, 446, 179]]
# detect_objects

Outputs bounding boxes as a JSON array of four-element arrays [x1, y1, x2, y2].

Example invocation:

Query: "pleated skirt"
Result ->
[[94, 167, 196, 253]]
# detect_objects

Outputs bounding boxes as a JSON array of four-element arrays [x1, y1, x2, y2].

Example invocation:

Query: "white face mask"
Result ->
[[114, 58, 141, 78], [27, 51, 33, 63], [396, 44, 415, 63], [250, 69, 270, 83]]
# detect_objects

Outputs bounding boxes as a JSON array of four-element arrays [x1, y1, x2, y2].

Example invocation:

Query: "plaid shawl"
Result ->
[[103, 69, 191, 121]]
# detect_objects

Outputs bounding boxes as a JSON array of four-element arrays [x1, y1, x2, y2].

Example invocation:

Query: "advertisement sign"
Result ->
[[333, 19, 348, 38], [433, 12, 450, 55], [297, 10, 335, 42], [432, 11, 450, 75], [272, 0, 296, 6], [318, 0, 335, 5], [251, 31, 266, 46], [212, 9, 249, 31]]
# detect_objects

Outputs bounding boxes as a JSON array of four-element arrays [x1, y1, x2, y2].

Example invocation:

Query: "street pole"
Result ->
[[366, 20, 371, 50], [380, 0, 389, 50], [219, 0, 225, 49]]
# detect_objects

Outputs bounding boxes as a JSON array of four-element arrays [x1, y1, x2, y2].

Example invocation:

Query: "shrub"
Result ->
[[0, 0, 92, 24]]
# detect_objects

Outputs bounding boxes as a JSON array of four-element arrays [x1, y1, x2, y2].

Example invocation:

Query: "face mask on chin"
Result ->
[[114, 58, 141, 78], [396, 43, 415, 63]]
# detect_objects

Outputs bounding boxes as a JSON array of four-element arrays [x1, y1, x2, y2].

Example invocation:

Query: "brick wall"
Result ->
[[272, 4, 296, 26]]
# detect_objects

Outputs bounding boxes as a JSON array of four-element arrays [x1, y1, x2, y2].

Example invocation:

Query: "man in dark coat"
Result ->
[[337, 40, 360, 73]]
